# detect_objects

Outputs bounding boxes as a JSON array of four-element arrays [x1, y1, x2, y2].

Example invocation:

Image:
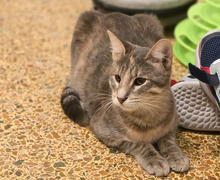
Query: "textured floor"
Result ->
[[0, 0, 219, 179]]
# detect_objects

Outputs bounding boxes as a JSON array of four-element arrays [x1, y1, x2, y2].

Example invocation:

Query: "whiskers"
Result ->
[[88, 91, 114, 119], [129, 96, 171, 117], [87, 91, 110, 102]]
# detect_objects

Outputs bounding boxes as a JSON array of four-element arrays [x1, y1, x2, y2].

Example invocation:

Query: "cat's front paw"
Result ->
[[138, 156, 170, 177], [165, 152, 189, 172]]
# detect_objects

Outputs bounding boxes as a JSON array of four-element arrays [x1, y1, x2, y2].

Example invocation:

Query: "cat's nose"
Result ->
[[117, 97, 127, 104]]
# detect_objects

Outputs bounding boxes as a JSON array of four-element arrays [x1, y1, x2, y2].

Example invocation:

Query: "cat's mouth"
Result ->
[[112, 95, 138, 111]]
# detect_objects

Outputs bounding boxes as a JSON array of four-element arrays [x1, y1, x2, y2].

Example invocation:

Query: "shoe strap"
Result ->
[[188, 63, 220, 86]]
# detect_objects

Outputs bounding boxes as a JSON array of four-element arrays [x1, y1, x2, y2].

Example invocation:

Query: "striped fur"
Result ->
[[61, 11, 189, 176]]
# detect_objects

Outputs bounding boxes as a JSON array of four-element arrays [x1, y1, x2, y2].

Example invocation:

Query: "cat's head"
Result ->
[[107, 30, 173, 112]]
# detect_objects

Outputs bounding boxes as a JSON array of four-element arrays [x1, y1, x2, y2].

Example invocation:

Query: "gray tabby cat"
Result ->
[[61, 10, 189, 176]]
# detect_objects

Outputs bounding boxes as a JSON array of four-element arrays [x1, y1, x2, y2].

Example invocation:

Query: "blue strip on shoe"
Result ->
[[188, 63, 220, 86], [200, 32, 220, 67]]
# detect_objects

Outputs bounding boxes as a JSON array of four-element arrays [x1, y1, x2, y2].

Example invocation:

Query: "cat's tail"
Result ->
[[61, 86, 90, 126]]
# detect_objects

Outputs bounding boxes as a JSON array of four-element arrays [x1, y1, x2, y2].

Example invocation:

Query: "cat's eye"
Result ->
[[134, 78, 146, 86], [115, 75, 121, 83]]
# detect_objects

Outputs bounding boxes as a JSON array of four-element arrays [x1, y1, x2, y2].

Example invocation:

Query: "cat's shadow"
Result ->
[[178, 127, 220, 135]]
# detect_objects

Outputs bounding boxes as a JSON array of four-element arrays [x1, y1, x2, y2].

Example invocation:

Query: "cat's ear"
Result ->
[[147, 39, 173, 70], [107, 30, 125, 61]]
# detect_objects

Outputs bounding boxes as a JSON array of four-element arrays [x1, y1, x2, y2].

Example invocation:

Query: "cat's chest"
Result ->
[[124, 116, 175, 143]]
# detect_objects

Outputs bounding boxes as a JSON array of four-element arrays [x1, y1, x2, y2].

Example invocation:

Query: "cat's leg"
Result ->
[[157, 131, 189, 172], [90, 118, 170, 176], [61, 86, 89, 126], [115, 141, 170, 177]]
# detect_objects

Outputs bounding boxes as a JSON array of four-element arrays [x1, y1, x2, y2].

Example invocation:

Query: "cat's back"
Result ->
[[73, 11, 163, 48]]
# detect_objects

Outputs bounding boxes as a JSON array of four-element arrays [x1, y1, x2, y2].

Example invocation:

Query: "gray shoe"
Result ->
[[172, 75, 220, 131]]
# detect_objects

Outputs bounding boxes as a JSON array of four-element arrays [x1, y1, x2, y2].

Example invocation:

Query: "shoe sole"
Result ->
[[172, 81, 220, 131]]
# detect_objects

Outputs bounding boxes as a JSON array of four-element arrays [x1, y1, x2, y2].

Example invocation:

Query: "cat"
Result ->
[[61, 10, 189, 177]]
